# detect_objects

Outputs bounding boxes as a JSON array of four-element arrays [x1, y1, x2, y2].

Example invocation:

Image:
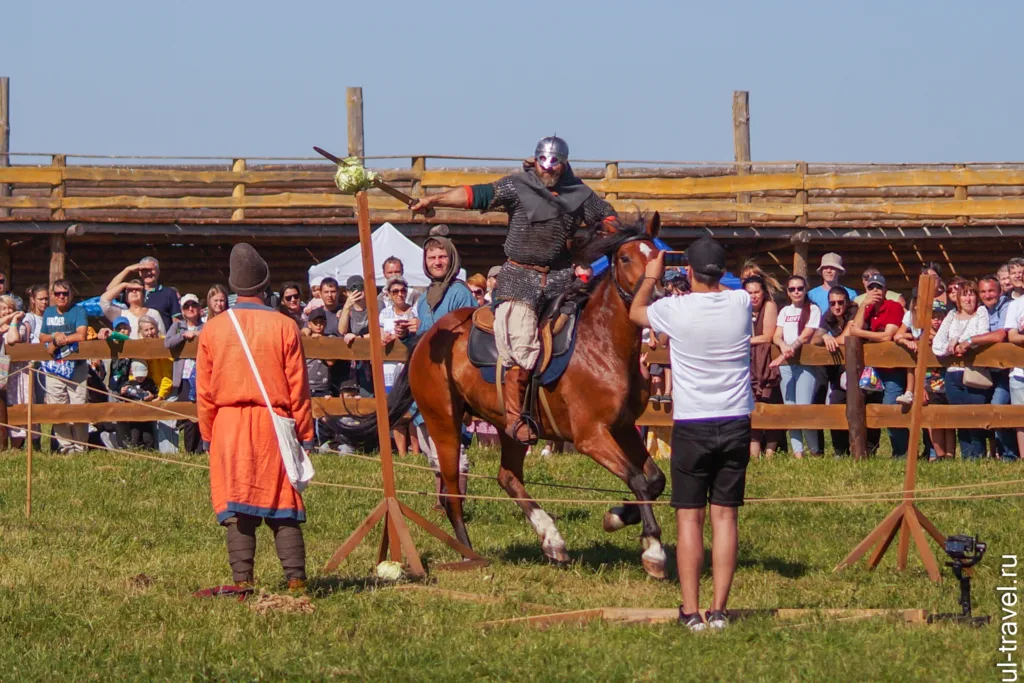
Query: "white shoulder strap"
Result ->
[[226, 309, 275, 414]]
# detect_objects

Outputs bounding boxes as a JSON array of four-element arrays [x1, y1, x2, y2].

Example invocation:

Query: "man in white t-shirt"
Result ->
[[629, 236, 753, 632]]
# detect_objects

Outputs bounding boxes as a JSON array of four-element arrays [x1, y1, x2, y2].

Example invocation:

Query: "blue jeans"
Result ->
[[989, 370, 1019, 461], [780, 364, 822, 454], [945, 370, 988, 459], [877, 369, 908, 457]]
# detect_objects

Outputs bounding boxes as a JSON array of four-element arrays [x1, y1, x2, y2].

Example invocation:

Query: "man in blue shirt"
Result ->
[[973, 275, 1017, 460], [39, 278, 90, 454], [807, 253, 857, 314]]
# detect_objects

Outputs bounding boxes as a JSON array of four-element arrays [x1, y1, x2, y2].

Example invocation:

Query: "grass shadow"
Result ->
[[736, 555, 809, 578]]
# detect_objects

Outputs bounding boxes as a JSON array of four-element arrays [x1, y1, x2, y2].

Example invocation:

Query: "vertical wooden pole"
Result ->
[[26, 367, 33, 518], [604, 162, 619, 201], [410, 156, 426, 199], [901, 274, 936, 499], [0, 239, 11, 292], [49, 234, 66, 291], [49, 153, 66, 220], [844, 335, 867, 459], [732, 90, 751, 210], [347, 87, 364, 159], [231, 158, 246, 221], [795, 161, 808, 227], [793, 242, 809, 279], [954, 163, 968, 226], [0, 76, 9, 219], [0, 380, 8, 451]]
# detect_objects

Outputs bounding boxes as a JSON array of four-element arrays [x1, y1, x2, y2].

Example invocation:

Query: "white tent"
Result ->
[[307, 222, 465, 288]]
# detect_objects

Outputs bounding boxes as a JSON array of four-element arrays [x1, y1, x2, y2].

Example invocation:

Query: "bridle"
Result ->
[[609, 234, 657, 305]]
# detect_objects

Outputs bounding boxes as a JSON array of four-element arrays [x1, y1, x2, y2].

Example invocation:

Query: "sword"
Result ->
[[314, 146, 435, 218]]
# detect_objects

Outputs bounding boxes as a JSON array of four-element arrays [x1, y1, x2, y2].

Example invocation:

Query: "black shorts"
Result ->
[[670, 417, 751, 509]]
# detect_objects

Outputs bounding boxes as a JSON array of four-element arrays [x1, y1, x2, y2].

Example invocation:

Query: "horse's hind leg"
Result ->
[[577, 425, 667, 579], [495, 432, 570, 564]]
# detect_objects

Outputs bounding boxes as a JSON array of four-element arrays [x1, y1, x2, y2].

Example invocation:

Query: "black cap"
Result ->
[[308, 306, 328, 321], [346, 275, 365, 291], [686, 237, 727, 278]]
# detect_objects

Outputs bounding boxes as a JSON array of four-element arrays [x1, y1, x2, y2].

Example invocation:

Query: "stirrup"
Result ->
[[511, 413, 540, 445]]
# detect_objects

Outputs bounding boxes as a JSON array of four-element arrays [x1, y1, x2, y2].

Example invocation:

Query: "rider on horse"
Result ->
[[411, 136, 617, 443]]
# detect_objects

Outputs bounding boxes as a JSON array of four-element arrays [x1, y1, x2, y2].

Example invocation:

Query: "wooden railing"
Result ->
[[5, 156, 1024, 228], [6, 337, 1024, 443]]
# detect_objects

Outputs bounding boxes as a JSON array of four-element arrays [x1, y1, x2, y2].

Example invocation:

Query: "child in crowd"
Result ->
[[116, 361, 159, 449], [305, 307, 333, 398], [896, 298, 954, 459]]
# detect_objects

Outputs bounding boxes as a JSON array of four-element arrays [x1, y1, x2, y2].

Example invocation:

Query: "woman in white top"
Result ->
[[0, 295, 28, 446], [7, 285, 50, 447], [380, 277, 419, 456], [99, 278, 167, 339], [771, 275, 823, 458], [931, 279, 990, 459]]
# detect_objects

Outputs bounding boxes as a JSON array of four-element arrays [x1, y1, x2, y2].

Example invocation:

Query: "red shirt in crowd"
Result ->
[[863, 299, 904, 332]]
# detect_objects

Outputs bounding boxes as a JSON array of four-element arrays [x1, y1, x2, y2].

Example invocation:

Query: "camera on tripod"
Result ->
[[927, 534, 990, 626]]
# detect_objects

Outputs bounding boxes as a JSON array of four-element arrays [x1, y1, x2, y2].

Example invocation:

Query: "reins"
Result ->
[[609, 233, 655, 306]]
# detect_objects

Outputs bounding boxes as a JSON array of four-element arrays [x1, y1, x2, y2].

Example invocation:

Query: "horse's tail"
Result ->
[[329, 338, 420, 447]]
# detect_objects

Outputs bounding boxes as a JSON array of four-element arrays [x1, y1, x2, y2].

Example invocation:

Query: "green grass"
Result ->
[[0, 445, 1020, 681]]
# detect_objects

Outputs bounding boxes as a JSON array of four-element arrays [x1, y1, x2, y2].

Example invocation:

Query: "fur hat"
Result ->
[[228, 243, 270, 296]]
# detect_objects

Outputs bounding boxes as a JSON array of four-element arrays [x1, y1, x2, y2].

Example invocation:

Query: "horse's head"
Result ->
[[581, 212, 663, 304]]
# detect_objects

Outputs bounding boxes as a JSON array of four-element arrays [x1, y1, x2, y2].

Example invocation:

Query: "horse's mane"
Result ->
[[573, 217, 651, 297]]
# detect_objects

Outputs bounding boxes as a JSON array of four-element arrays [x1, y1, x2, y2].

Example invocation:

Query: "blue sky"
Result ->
[[3, 0, 1022, 164]]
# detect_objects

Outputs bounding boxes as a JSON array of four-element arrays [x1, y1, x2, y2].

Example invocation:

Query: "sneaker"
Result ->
[[705, 609, 729, 631], [896, 391, 914, 406], [99, 432, 116, 451], [541, 445, 553, 457], [678, 607, 706, 632]]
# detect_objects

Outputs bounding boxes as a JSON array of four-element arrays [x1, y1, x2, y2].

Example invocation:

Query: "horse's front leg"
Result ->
[[603, 454, 666, 532], [577, 425, 667, 580], [495, 433, 569, 564]]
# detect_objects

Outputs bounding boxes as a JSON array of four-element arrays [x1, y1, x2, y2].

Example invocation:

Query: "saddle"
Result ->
[[468, 293, 581, 376]]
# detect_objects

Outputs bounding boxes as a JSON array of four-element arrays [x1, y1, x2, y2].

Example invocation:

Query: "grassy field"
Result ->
[[0, 444, 1020, 681]]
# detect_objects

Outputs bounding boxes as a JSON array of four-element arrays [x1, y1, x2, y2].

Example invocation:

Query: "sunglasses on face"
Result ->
[[53, 290, 70, 298], [389, 288, 407, 295], [183, 302, 199, 309], [470, 288, 484, 296], [283, 294, 301, 301], [829, 300, 847, 307], [788, 286, 805, 292]]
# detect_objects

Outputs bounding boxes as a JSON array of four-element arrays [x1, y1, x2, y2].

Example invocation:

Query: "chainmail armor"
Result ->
[[489, 175, 614, 309]]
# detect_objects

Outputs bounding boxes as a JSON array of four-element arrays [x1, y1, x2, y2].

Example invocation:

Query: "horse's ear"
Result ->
[[644, 211, 661, 239]]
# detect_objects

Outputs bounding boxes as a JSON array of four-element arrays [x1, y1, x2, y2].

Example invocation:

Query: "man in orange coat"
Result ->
[[197, 243, 315, 590]]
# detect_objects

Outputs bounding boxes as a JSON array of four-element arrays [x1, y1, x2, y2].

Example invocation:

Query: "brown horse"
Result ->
[[344, 214, 669, 578]]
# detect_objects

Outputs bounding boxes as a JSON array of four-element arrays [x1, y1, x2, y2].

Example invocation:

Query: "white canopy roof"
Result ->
[[307, 222, 465, 288]]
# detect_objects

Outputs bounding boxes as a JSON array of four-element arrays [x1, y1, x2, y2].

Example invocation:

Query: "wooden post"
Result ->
[[49, 233, 66, 291], [50, 154, 66, 221], [231, 158, 246, 221], [732, 91, 751, 208], [795, 161, 808, 227], [0, 76, 9, 219], [0, 381, 8, 451], [604, 162, 619, 201], [954, 163, 967, 225], [836, 274, 944, 582], [410, 156, 426, 199], [347, 87, 364, 159], [844, 335, 867, 460], [323, 191, 487, 578], [25, 367, 32, 518], [792, 231, 810, 279], [0, 239, 11, 289]]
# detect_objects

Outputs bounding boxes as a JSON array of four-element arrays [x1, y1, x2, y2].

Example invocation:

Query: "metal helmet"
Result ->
[[535, 135, 569, 171]]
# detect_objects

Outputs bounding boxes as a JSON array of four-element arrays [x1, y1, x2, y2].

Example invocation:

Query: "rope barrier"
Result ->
[[2, 418, 1021, 507]]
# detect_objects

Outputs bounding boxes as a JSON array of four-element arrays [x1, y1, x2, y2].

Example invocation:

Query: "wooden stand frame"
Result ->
[[835, 274, 945, 581], [323, 191, 486, 577]]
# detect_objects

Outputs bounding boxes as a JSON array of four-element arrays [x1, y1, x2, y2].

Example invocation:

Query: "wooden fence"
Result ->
[[6, 337, 1024, 451], [7, 157, 1024, 229]]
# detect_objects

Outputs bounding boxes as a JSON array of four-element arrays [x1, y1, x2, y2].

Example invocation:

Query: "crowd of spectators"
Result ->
[[4, 245, 1024, 463]]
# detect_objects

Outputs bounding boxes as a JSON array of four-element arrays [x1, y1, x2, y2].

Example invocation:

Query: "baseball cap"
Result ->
[[487, 265, 502, 279], [346, 275, 365, 291], [112, 316, 131, 330], [931, 299, 947, 313], [685, 237, 727, 278], [865, 273, 887, 289], [180, 293, 200, 307], [130, 361, 148, 379], [308, 306, 327, 321]]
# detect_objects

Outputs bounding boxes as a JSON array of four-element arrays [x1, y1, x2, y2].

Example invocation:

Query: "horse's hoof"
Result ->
[[543, 543, 571, 565], [641, 542, 668, 580], [602, 508, 627, 533]]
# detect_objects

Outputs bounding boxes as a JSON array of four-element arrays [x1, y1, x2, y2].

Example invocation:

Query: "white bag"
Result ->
[[227, 309, 314, 492]]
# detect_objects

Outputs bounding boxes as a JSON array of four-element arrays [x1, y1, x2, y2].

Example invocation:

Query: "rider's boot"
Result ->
[[504, 365, 538, 445]]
